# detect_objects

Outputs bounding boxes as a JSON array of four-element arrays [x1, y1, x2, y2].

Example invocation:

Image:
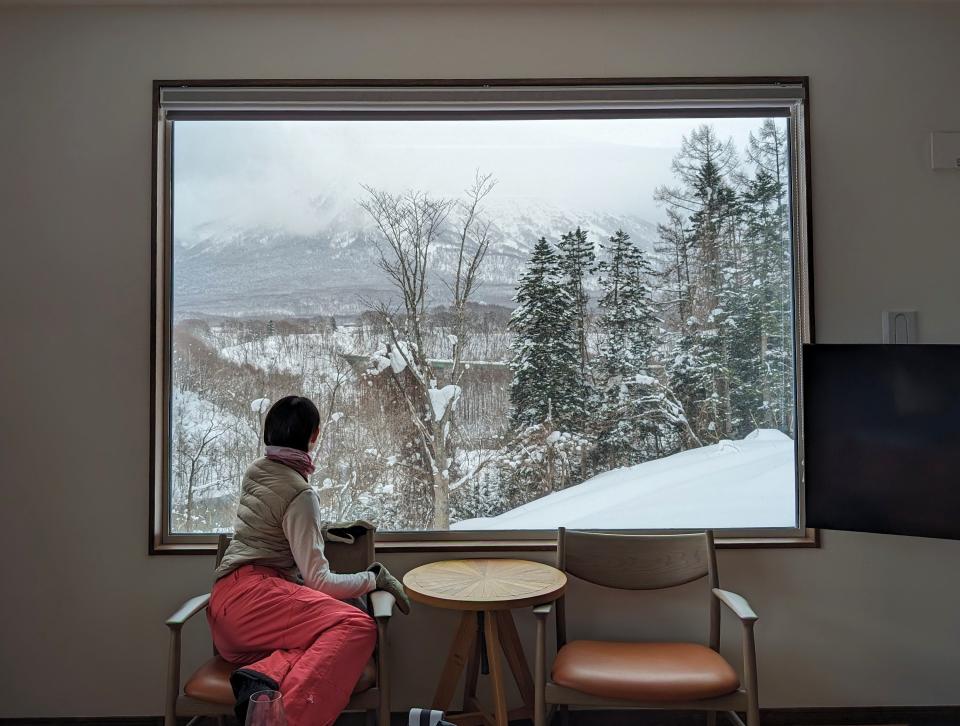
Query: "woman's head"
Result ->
[[263, 395, 321, 452]]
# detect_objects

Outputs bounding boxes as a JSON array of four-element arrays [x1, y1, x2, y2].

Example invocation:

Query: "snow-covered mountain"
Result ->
[[174, 196, 660, 318]]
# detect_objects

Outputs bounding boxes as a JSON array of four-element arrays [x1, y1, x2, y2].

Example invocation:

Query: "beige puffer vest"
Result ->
[[215, 457, 312, 581]]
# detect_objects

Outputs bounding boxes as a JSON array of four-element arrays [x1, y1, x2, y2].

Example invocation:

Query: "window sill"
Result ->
[[150, 529, 818, 555]]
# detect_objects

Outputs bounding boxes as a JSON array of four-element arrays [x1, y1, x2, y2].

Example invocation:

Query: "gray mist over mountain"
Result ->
[[173, 117, 763, 237], [171, 117, 771, 318]]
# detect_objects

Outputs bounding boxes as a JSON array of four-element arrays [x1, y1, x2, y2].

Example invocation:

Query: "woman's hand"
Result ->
[[367, 562, 411, 614]]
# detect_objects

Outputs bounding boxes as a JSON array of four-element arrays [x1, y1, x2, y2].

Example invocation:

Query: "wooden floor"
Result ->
[[1, 708, 957, 726], [395, 708, 953, 726], [565, 710, 957, 726]]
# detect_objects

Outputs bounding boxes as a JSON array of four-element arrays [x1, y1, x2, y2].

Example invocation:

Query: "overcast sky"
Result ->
[[173, 117, 783, 237]]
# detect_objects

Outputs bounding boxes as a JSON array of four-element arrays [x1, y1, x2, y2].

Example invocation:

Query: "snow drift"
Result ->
[[452, 429, 796, 530]]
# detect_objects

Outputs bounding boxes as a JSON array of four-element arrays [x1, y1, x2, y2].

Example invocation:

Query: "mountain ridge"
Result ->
[[174, 196, 660, 318]]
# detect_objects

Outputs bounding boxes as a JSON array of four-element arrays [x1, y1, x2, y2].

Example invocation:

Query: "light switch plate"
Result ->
[[882, 310, 918, 344], [931, 132, 960, 170]]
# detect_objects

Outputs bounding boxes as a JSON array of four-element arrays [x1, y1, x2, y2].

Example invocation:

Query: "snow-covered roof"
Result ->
[[452, 429, 796, 531]]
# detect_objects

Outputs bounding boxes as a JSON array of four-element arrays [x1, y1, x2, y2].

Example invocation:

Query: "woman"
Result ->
[[209, 395, 410, 725]]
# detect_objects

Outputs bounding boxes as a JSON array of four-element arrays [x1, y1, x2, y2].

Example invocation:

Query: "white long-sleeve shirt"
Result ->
[[281, 491, 377, 600]]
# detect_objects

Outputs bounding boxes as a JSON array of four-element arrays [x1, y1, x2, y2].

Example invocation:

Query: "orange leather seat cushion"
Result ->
[[184, 656, 377, 705], [552, 640, 739, 702]]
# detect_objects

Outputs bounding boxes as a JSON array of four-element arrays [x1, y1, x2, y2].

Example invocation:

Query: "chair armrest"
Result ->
[[533, 603, 553, 619], [713, 588, 758, 624], [165, 594, 211, 631], [369, 590, 396, 619], [714, 588, 760, 717]]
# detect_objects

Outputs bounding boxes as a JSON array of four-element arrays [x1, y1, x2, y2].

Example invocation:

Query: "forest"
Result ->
[[169, 120, 796, 534]]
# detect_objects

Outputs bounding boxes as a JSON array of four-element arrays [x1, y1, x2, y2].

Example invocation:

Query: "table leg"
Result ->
[[433, 611, 479, 711], [462, 615, 482, 710], [483, 609, 509, 726], [495, 610, 535, 717], [445, 609, 537, 726]]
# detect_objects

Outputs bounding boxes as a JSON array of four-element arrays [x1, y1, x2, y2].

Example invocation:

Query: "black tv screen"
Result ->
[[803, 344, 960, 540]]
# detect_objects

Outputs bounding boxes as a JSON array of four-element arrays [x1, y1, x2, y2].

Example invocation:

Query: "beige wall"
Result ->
[[2, 1, 960, 718]]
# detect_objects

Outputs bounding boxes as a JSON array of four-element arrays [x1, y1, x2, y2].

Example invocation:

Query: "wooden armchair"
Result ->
[[534, 529, 759, 726], [164, 526, 394, 726]]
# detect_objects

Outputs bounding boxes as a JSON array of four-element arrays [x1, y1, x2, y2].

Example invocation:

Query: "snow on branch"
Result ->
[[428, 384, 461, 422]]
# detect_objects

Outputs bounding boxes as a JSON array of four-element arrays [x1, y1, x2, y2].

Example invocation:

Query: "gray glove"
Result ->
[[368, 561, 411, 614]]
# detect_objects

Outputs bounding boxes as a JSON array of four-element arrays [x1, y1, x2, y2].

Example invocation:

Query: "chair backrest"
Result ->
[[215, 533, 230, 568], [558, 528, 717, 591], [215, 522, 376, 573], [323, 524, 376, 573], [555, 528, 720, 650]]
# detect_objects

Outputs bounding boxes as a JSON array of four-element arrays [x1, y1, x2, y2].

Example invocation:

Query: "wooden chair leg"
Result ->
[[534, 616, 546, 726], [744, 625, 760, 726], [377, 619, 391, 726], [165, 630, 182, 726], [706, 712, 717, 726], [378, 689, 391, 726]]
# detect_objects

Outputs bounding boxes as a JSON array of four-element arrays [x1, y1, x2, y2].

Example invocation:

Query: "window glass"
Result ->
[[168, 116, 798, 534]]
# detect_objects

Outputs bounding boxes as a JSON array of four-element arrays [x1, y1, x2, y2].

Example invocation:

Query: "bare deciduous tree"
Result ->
[[359, 172, 496, 529], [174, 406, 224, 530]]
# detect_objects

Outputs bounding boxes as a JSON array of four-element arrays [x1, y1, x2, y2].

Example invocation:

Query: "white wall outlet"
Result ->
[[882, 310, 918, 343], [931, 132, 960, 170]]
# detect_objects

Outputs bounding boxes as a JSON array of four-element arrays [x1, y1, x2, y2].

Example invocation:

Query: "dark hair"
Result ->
[[263, 395, 321, 452]]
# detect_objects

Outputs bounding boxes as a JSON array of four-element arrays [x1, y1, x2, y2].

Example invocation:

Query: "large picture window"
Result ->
[[152, 80, 812, 551]]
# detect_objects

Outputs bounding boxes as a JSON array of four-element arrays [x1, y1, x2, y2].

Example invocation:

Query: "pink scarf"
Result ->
[[265, 446, 315, 481]]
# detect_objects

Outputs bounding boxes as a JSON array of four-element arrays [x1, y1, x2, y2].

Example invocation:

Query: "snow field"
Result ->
[[453, 429, 796, 530]]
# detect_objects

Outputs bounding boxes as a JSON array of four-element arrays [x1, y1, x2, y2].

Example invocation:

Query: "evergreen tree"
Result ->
[[509, 237, 581, 429], [595, 230, 657, 371], [591, 229, 684, 468], [719, 167, 770, 435], [494, 423, 591, 508], [656, 125, 741, 443], [557, 226, 595, 423], [654, 208, 693, 324], [729, 119, 793, 435], [713, 119, 793, 438]]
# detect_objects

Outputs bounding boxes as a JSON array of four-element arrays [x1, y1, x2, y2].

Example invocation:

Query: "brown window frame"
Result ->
[[150, 77, 816, 555]]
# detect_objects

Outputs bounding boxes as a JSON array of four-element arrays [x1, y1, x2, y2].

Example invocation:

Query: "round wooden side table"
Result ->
[[403, 559, 567, 726]]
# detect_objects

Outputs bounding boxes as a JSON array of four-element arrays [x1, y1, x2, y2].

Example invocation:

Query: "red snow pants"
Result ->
[[208, 564, 378, 726]]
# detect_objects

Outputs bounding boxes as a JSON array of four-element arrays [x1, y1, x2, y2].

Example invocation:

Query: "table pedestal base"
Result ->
[[432, 610, 535, 726]]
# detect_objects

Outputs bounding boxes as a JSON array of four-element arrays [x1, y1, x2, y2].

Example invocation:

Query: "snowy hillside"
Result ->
[[452, 429, 796, 530]]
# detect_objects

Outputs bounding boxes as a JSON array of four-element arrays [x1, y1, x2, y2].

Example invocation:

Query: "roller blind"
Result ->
[[158, 81, 806, 118]]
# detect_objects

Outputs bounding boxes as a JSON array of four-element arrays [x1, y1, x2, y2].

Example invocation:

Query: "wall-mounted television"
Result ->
[[803, 344, 960, 540]]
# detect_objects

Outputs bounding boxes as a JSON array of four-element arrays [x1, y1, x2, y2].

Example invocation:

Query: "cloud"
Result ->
[[172, 117, 779, 239]]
